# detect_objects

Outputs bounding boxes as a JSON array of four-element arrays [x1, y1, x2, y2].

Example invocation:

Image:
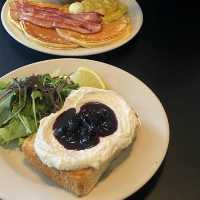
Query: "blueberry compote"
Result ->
[[53, 102, 118, 150]]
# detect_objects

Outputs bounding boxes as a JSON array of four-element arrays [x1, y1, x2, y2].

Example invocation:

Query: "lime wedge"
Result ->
[[70, 67, 106, 89]]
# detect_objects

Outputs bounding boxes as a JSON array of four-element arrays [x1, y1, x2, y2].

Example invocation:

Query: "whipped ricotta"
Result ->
[[34, 87, 139, 170]]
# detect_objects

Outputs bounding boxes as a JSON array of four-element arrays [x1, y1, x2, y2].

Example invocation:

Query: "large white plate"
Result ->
[[1, 0, 143, 56], [0, 59, 169, 200]]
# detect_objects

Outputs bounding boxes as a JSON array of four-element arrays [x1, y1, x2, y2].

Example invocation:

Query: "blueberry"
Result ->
[[53, 102, 117, 150], [54, 127, 65, 137]]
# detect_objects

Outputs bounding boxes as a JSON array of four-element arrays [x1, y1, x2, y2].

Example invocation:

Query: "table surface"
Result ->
[[0, 0, 199, 199]]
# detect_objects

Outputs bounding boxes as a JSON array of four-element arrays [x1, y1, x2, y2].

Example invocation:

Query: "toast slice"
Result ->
[[21, 135, 107, 196]]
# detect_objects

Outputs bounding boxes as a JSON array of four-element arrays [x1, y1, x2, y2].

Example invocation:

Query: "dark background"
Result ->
[[0, 0, 199, 199]]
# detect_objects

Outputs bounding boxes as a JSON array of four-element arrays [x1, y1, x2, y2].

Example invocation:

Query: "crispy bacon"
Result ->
[[10, 0, 103, 34], [66, 12, 103, 24]]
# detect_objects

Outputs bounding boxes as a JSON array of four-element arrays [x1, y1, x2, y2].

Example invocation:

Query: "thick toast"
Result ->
[[22, 135, 107, 196]]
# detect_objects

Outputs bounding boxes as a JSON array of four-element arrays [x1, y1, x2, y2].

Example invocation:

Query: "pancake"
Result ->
[[8, 0, 79, 49], [56, 16, 132, 48], [20, 21, 79, 49], [7, 9, 22, 31], [19, 0, 68, 10]]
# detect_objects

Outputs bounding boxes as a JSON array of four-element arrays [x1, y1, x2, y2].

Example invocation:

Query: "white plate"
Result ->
[[0, 59, 169, 200], [1, 0, 143, 56]]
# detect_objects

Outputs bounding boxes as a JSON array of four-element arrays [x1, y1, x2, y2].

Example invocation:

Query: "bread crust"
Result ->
[[22, 135, 106, 196]]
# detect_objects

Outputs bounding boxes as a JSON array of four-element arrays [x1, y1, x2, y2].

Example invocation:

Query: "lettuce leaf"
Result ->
[[0, 117, 29, 144], [0, 75, 79, 146], [0, 101, 36, 145], [31, 90, 42, 129], [0, 81, 9, 90], [0, 90, 14, 127], [0, 86, 34, 145]]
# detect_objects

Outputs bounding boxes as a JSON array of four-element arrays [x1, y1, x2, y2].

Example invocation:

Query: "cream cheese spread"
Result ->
[[34, 87, 139, 170]]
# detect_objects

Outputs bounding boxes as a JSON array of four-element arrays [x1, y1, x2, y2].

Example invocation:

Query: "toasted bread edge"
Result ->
[[21, 135, 106, 196]]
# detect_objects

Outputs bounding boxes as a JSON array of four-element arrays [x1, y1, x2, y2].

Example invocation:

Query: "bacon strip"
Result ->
[[10, 0, 102, 34], [66, 13, 103, 24], [16, 0, 103, 22]]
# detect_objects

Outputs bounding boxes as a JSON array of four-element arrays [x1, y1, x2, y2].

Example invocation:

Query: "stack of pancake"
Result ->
[[9, 0, 132, 49]]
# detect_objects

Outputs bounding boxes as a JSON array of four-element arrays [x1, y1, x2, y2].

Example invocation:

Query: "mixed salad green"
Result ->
[[0, 74, 79, 146]]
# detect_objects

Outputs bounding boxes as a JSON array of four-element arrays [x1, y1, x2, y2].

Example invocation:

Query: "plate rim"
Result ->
[[1, 0, 143, 56], [0, 58, 170, 200]]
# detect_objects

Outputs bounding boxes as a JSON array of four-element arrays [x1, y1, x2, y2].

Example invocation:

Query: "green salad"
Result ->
[[0, 74, 79, 146]]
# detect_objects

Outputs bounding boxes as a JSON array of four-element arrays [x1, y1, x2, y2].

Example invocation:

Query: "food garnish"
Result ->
[[70, 67, 107, 89]]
